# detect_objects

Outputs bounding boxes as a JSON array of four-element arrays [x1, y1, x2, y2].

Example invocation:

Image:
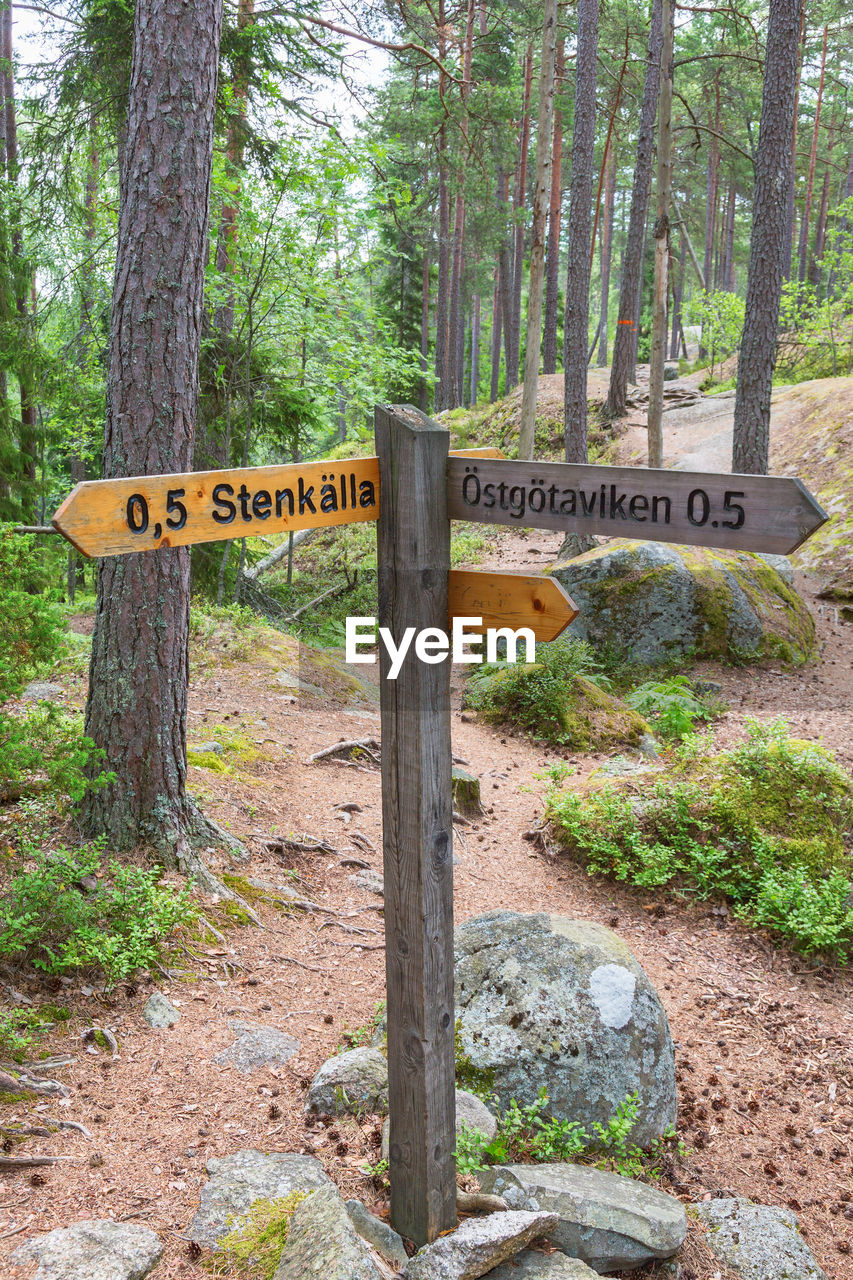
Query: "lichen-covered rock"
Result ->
[[213, 1021, 300, 1074], [142, 991, 180, 1029], [305, 1046, 389, 1115], [401, 1210, 559, 1279], [186, 1150, 331, 1247], [11, 1220, 163, 1280], [487, 1252, 600, 1278], [346, 1199, 409, 1269], [382, 1087, 498, 1161], [694, 1197, 828, 1279], [479, 1164, 687, 1274], [550, 540, 815, 667], [274, 1187, 393, 1279], [454, 912, 676, 1147]]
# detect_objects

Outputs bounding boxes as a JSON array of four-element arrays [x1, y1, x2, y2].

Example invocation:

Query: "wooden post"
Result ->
[[375, 404, 457, 1246]]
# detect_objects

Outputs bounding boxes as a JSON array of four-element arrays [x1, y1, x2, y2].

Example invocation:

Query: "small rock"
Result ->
[[663, 365, 679, 381], [348, 869, 385, 897], [213, 1022, 300, 1074], [194, 740, 224, 755], [142, 991, 180, 1029], [274, 1186, 392, 1279], [382, 1088, 498, 1161], [12, 1220, 162, 1280], [186, 1150, 331, 1247], [346, 1199, 408, 1269], [479, 1163, 687, 1273], [637, 732, 660, 758], [694, 1196, 828, 1279], [453, 765, 484, 816], [305, 1046, 388, 1115], [401, 1209, 559, 1279], [487, 1252, 600, 1278], [21, 681, 64, 703]]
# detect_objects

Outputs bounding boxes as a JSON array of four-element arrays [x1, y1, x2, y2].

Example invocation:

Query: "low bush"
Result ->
[[547, 720, 853, 961], [0, 843, 199, 986], [624, 676, 718, 740]]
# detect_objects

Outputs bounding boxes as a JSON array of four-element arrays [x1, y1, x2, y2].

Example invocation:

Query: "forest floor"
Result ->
[[4, 376, 853, 1280]]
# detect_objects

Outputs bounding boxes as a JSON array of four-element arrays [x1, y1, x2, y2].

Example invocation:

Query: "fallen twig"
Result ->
[[81, 1026, 119, 1058], [304, 738, 381, 766], [0, 1154, 77, 1170], [350, 830, 377, 853], [260, 833, 338, 857], [0, 1069, 69, 1099]]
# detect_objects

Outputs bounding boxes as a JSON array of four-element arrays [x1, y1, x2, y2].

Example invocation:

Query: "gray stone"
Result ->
[[186, 1150, 332, 1247], [759, 553, 795, 586], [663, 365, 679, 381], [401, 1210, 560, 1280], [479, 1164, 687, 1274], [455, 912, 676, 1147], [213, 1021, 300, 1074], [21, 681, 64, 703], [11, 1220, 162, 1280], [194, 740, 224, 755], [346, 1199, 409, 1268], [305, 1046, 389, 1115], [142, 991, 180, 1029], [382, 1087, 498, 1161], [550, 540, 815, 667], [486, 1252, 600, 1278], [349, 869, 385, 897], [274, 1186, 392, 1280], [694, 1196, 828, 1279]]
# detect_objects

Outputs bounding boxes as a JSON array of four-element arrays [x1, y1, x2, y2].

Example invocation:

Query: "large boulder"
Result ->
[[11, 1220, 162, 1280], [479, 1164, 687, 1273], [454, 912, 676, 1147], [550, 540, 816, 667], [274, 1187, 393, 1280], [305, 1046, 389, 1115], [186, 1150, 332, 1248], [694, 1197, 829, 1279]]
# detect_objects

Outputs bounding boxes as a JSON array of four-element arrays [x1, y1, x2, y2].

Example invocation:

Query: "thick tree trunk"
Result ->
[[597, 140, 617, 365], [489, 263, 502, 401], [605, 0, 663, 418], [732, 0, 801, 475], [563, 0, 598, 462], [81, 0, 225, 851], [518, 0, 558, 460], [508, 45, 533, 389], [542, 36, 565, 376], [647, 0, 674, 469], [797, 24, 826, 286]]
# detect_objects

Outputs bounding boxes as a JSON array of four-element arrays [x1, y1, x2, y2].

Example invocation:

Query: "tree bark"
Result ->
[[605, 0, 663, 419], [470, 292, 480, 404], [497, 170, 516, 388], [721, 175, 736, 292], [489, 263, 502, 401], [518, 0, 558, 460], [732, 0, 801, 476], [670, 232, 685, 358], [597, 139, 617, 366], [508, 44, 533, 390], [420, 250, 430, 411], [563, 0, 598, 462], [447, 0, 475, 409], [81, 0, 224, 851], [542, 35, 565, 376], [434, 1, 451, 410], [647, 0, 674, 469], [783, 7, 805, 281], [797, 23, 827, 285]]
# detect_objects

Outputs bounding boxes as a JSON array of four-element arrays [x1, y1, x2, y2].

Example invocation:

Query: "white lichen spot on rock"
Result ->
[[589, 964, 636, 1029]]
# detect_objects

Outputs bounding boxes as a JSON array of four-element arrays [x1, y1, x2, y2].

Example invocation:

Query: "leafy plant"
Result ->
[[0, 843, 199, 986], [547, 720, 853, 961], [624, 676, 716, 740]]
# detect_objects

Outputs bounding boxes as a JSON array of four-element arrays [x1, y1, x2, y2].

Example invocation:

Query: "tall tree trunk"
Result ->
[[497, 170, 516, 388], [81, 0, 225, 855], [420, 251, 430, 411], [470, 293, 480, 404], [647, 0, 674, 469], [518, 0, 558, 459], [508, 45, 533, 389], [722, 175, 736, 292], [489, 263, 502, 401], [447, 0, 475, 409], [605, 0, 663, 418], [563, 0, 598, 462], [732, 0, 801, 475], [597, 139, 617, 366], [434, 2, 451, 410], [810, 115, 834, 289], [783, 7, 805, 280], [670, 232, 686, 358], [542, 36, 565, 376], [797, 23, 827, 285], [698, 72, 720, 360]]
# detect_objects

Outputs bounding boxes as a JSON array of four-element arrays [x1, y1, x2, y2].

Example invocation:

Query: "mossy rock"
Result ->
[[550, 540, 816, 667], [452, 766, 483, 816]]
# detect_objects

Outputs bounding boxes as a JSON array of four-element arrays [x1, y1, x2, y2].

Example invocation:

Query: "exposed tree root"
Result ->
[[0, 1068, 70, 1099], [304, 738, 381, 766]]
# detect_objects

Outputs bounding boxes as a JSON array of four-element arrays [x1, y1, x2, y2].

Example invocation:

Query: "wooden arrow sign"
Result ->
[[448, 570, 578, 641], [446, 457, 828, 556], [51, 448, 504, 559]]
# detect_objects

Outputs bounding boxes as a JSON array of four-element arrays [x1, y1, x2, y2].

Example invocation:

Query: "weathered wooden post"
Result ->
[[375, 404, 457, 1245]]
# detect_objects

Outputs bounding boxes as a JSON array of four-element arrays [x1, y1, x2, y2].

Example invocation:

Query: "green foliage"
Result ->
[[0, 1001, 73, 1063], [0, 843, 199, 986], [455, 1087, 677, 1182], [689, 290, 745, 383], [0, 527, 65, 702], [211, 1193, 308, 1280], [624, 676, 717, 740], [463, 639, 606, 743], [547, 721, 853, 960], [339, 1000, 386, 1052]]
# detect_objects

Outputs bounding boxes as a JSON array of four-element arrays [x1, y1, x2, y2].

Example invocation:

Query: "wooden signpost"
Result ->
[[51, 403, 828, 1248]]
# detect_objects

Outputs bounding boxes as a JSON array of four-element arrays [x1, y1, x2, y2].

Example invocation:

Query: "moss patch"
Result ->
[[210, 1192, 308, 1278]]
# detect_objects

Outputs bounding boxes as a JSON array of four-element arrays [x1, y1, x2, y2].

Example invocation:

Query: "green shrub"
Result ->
[[547, 720, 853, 960], [624, 676, 717, 740], [0, 843, 199, 986]]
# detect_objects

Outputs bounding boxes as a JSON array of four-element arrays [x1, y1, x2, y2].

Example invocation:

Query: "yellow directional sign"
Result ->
[[448, 570, 578, 641], [51, 449, 506, 559]]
